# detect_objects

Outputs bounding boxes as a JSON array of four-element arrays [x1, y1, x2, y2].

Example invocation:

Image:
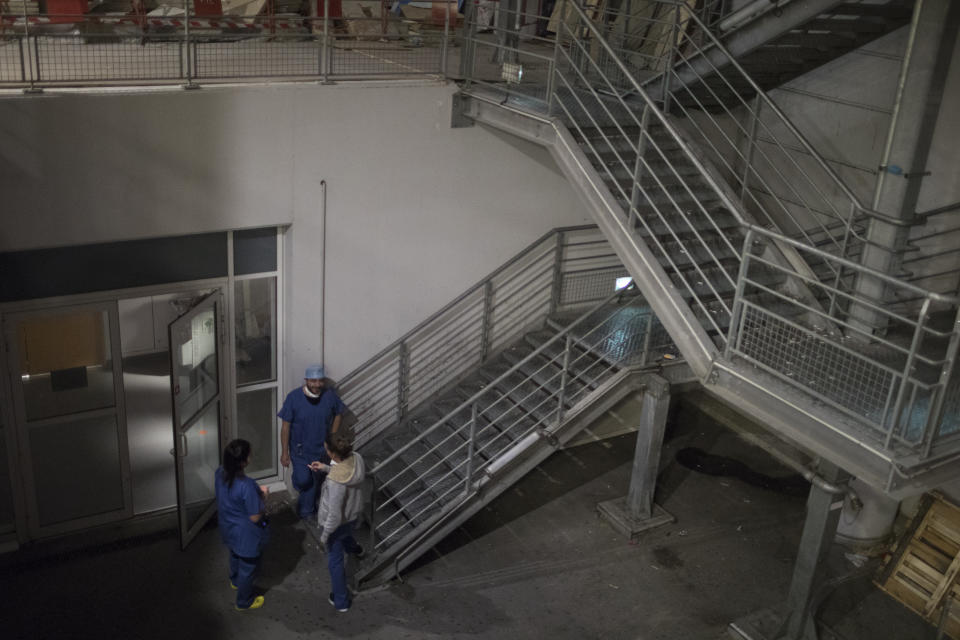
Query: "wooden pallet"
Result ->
[[877, 493, 960, 639]]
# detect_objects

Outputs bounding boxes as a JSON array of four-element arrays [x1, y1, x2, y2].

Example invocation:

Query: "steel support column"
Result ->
[[778, 460, 850, 640], [597, 373, 674, 536]]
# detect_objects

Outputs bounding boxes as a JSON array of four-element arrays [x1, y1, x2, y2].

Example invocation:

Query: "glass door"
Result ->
[[169, 291, 226, 549], [4, 302, 131, 537]]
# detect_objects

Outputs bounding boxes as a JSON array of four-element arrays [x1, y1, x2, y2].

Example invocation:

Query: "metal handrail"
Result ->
[[339, 225, 586, 388], [746, 224, 960, 305], [659, 3, 913, 229], [368, 293, 657, 550], [340, 225, 627, 447], [369, 286, 632, 475], [549, 0, 958, 303]]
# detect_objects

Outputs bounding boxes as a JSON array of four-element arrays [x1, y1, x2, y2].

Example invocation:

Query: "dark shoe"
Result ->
[[328, 593, 350, 613], [349, 544, 365, 559]]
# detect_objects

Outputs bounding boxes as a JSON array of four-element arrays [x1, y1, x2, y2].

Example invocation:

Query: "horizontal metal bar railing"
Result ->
[[369, 291, 652, 549], [339, 225, 627, 448]]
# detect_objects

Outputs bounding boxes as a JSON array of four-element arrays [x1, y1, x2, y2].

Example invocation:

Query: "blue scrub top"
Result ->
[[215, 468, 268, 558], [277, 386, 346, 458]]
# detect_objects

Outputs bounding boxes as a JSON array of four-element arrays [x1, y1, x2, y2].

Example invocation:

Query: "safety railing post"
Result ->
[[661, 3, 679, 112], [183, 0, 197, 88], [440, 0, 451, 76], [17, 36, 26, 85], [549, 232, 565, 314], [884, 298, 931, 450], [367, 475, 378, 552], [20, 0, 38, 91], [724, 228, 753, 359], [640, 312, 653, 367], [397, 341, 410, 425], [30, 32, 40, 87], [920, 305, 960, 459], [555, 335, 572, 423], [828, 202, 857, 319], [740, 94, 760, 203], [480, 280, 494, 361], [546, 0, 566, 115], [322, 0, 331, 82], [629, 104, 651, 212], [463, 402, 479, 495], [460, 0, 478, 87]]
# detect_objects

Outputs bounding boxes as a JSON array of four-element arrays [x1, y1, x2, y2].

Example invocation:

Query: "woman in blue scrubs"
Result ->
[[215, 439, 270, 610]]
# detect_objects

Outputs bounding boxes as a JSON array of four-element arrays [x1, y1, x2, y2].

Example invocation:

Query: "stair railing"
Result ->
[[366, 290, 665, 554], [643, 2, 915, 283], [554, 0, 960, 463], [459, 0, 960, 465], [339, 225, 627, 447]]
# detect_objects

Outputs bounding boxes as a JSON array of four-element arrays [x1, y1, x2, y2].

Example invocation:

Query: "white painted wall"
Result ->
[[0, 82, 589, 385]]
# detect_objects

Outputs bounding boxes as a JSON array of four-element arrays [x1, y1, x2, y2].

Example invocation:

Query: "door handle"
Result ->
[[181, 432, 189, 458]]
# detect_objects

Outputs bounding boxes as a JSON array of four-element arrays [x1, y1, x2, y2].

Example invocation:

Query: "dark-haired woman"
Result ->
[[215, 438, 270, 611]]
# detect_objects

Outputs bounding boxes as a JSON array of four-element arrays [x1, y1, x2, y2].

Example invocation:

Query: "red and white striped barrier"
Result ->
[[0, 14, 310, 31]]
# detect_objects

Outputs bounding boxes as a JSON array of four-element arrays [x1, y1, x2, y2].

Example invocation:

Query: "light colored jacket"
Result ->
[[317, 452, 366, 542]]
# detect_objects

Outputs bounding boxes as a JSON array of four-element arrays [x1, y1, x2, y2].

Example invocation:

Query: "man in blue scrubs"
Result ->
[[278, 365, 347, 520]]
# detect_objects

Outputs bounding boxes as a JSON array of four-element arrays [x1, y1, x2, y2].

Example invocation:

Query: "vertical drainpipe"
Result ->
[[321, 179, 327, 367]]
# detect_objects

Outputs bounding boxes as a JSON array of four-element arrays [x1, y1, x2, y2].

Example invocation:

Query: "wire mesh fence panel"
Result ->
[[193, 36, 322, 79], [33, 35, 185, 82], [329, 33, 443, 77], [0, 36, 25, 82], [734, 302, 897, 433], [558, 266, 629, 307]]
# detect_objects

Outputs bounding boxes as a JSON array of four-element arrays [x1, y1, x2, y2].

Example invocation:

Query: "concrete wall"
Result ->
[[0, 82, 589, 384]]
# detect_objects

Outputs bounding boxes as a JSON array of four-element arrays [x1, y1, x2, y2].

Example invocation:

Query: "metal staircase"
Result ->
[[456, 0, 960, 497], [337, 227, 690, 587]]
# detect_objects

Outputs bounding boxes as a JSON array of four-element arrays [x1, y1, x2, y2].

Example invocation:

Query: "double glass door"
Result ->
[[3, 291, 229, 547]]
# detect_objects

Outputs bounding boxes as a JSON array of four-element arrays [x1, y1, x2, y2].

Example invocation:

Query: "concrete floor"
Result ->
[[0, 400, 929, 640]]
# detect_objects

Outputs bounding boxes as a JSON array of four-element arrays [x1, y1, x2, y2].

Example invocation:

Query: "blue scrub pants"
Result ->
[[290, 450, 328, 519], [327, 520, 362, 609], [230, 551, 261, 608]]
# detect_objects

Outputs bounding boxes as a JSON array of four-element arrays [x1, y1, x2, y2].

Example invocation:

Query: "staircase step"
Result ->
[[502, 344, 591, 405], [369, 500, 412, 549], [422, 400, 502, 462], [477, 358, 557, 423], [374, 455, 436, 526], [381, 435, 465, 507]]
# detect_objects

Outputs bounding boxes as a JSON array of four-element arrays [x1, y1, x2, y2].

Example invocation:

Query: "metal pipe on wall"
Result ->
[[321, 179, 327, 368]]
